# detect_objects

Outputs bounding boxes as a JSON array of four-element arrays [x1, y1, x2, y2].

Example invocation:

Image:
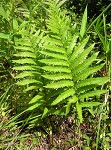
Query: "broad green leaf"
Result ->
[[51, 88, 75, 105], [45, 80, 74, 89], [80, 6, 87, 38], [39, 59, 69, 66], [76, 102, 83, 123], [41, 66, 71, 73]]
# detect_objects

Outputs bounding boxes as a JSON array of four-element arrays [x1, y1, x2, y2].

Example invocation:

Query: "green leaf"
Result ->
[[14, 46, 34, 52], [80, 6, 87, 38], [51, 88, 75, 105], [43, 36, 63, 46], [29, 94, 43, 104], [76, 77, 109, 88], [79, 90, 107, 99], [42, 73, 72, 80], [57, 0, 67, 8], [65, 102, 71, 115], [41, 66, 71, 73], [13, 52, 36, 58], [73, 52, 99, 74], [13, 58, 36, 65], [42, 45, 65, 54], [68, 35, 78, 54], [76, 102, 83, 123], [45, 80, 74, 89], [16, 79, 42, 85], [80, 102, 101, 107], [70, 36, 89, 61], [0, 33, 9, 40], [42, 107, 48, 118], [15, 71, 40, 78], [71, 44, 94, 70], [65, 96, 78, 115], [13, 19, 18, 30], [13, 66, 38, 70], [27, 102, 43, 111], [74, 64, 104, 81], [40, 50, 67, 60], [39, 59, 69, 66], [0, 7, 7, 19], [24, 86, 39, 91]]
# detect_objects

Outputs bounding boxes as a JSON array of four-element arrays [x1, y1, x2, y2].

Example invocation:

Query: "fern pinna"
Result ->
[[13, 0, 109, 123]]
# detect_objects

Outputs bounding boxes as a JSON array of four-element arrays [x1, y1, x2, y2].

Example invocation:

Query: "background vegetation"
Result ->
[[0, 0, 111, 149]]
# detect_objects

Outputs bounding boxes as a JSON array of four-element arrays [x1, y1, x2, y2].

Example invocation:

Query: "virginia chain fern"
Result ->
[[13, 0, 109, 123]]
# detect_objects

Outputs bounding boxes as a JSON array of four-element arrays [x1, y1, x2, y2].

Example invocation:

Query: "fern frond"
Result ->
[[42, 45, 66, 54], [42, 73, 72, 80], [39, 59, 69, 66], [41, 66, 71, 73], [51, 88, 75, 105], [76, 77, 109, 88], [80, 102, 101, 107], [68, 35, 79, 54], [14, 46, 34, 52], [29, 94, 43, 104], [40, 50, 67, 60], [15, 71, 40, 78], [13, 66, 38, 71], [13, 52, 36, 58], [13, 58, 36, 65], [70, 36, 89, 61], [74, 64, 104, 81], [70, 44, 94, 70], [44, 80, 74, 89], [43, 36, 63, 46], [16, 79, 42, 86], [73, 52, 99, 74], [79, 90, 107, 99]]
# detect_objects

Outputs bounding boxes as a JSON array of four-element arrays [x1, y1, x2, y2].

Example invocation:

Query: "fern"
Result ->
[[13, 0, 109, 124], [39, 0, 109, 122]]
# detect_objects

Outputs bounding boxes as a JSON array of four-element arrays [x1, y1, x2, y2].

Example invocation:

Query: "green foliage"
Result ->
[[11, 0, 109, 124], [0, 0, 111, 149]]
